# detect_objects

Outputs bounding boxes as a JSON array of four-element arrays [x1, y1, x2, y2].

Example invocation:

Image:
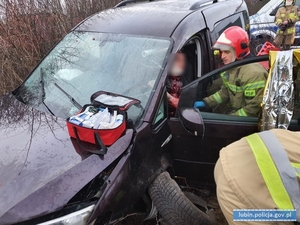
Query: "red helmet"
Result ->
[[213, 26, 250, 60]]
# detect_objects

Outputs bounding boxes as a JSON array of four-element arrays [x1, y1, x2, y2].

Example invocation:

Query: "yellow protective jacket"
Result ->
[[275, 5, 299, 35], [215, 129, 300, 225], [204, 63, 267, 117]]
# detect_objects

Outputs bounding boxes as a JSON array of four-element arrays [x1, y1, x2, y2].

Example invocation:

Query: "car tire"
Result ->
[[250, 35, 274, 55], [148, 172, 214, 225]]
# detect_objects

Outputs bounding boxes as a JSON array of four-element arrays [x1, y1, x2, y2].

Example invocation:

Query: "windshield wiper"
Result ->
[[54, 82, 82, 109], [40, 67, 55, 116]]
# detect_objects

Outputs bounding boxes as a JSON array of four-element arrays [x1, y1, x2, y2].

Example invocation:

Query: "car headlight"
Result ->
[[37, 205, 95, 225]]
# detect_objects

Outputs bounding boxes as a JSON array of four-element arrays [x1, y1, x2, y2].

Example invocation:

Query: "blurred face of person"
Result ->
[[286, 0, 293, 6], [221, 50, 235, 65], [170, 53, 186, 76]]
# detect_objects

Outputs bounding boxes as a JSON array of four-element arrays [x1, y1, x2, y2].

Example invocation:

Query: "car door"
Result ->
[[168, 55, 269, 187]]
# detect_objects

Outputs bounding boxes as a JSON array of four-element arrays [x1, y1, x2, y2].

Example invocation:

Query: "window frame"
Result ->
[[152, 91, 168, 131], [194, 38, 202, 78]]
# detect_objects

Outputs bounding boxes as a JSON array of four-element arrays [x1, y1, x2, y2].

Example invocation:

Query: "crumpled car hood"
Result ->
[[0, 94, 132, 224]]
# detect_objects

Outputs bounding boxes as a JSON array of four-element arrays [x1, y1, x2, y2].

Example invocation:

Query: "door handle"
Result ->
[[161, 134, 172, 147]]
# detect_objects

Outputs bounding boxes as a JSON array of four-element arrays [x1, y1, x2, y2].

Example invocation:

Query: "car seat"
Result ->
[[181, 45, 197, 84]]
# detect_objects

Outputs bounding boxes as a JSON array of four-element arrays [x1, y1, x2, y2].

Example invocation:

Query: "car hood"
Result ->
[[0, 94, 133, 224]]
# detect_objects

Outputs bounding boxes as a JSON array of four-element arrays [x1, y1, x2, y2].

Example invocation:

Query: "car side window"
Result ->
[[211, 12, 247, 44], [178, 59, 269, 122], [153, 95, 167, 126], [211, 12, 249, 68], [199, 63, 267, 118], [181, 37, 201, 82], [296, 0, 300, 8], [270, 2, 284, 16]]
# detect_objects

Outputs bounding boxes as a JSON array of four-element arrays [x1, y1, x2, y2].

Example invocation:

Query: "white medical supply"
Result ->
[[81, 120, 94, 128], [93, 108, 111, 129], [76, 112, 94, 121], [69, 111, 93, 126], [101, 108, 111, 123], [108, 111, 117, 127], [69, 117, 83, 126], [98, 122, 111, 129], [111, 115, 124, 129], [69, 107, 124, 129]]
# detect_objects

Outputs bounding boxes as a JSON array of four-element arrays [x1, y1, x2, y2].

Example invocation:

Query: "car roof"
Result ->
[[74, 0, 211, 37]]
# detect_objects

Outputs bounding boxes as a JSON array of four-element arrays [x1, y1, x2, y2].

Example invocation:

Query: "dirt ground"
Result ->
[[115, 197, 228, 225]]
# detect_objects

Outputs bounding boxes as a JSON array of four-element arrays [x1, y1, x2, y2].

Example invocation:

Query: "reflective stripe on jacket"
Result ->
[[217, 130, 300, 224], [204, 63, 267, 117], [275, 6, 299, 35], [246, 131, 300, 221]]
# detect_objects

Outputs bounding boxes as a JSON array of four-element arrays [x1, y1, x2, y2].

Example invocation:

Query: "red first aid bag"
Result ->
[[66, 91, 140, 154]]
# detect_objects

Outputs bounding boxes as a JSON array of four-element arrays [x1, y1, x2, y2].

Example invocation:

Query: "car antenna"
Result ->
[[115, 0, 155, 8]]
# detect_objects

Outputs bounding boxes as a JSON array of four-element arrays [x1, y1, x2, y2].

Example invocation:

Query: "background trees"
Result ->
[[0, 0, 121, 95], [0, 0, 266, 95]]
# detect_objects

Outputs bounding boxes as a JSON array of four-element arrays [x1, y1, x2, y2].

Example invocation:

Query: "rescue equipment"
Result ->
[[67, 91, 140, 154], [260, 50, 300, 130], [256, 41, 280, 70]]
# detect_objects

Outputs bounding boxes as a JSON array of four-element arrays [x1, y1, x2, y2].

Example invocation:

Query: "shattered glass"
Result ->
[[15, 32, 171, 121]]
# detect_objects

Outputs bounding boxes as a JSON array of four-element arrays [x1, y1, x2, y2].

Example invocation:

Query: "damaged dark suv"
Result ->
[[0, 0, 288, 225]]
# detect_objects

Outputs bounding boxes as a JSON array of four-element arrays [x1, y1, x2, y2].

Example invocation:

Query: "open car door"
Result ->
[[169, 55, 270, 186]]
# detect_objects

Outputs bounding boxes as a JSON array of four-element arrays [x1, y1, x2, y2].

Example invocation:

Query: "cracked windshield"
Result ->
[[15, 32, 171, 120]]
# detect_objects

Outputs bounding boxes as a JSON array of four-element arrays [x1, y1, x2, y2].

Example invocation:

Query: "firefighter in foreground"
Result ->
[[274, 0, 299, 50], [215, 129, 300, 225], [194, 26, 268, 117]]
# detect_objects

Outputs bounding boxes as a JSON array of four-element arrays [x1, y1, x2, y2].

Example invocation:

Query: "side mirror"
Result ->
[[270, 6, 279, 16], [269, 11, 276, 16], [178, 107, 205, 137]]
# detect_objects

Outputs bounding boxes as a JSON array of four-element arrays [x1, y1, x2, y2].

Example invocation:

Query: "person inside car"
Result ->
[[194, 26, 268, 117], [167, 52, 189, 117]]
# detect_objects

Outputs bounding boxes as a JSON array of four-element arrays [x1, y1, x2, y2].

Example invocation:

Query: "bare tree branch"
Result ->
[[0, 0, 121, 95]]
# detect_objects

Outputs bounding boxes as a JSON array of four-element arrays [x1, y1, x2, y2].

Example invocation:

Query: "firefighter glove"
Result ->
[[194, 101, 206, 109], [278, 23, 287, 31]]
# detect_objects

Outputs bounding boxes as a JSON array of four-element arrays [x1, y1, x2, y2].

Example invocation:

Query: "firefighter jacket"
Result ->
[[215, 129, 300, 225], [203, 63, 268, 117], [275, 5, 299, 36]]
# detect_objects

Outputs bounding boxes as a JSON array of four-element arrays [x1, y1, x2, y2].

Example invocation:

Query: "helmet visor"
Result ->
[[213, 43, 232, 51]]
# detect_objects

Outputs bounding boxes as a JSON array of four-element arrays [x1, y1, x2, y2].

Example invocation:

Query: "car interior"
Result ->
[[180, 39, 200, 83], [177, 54, 300, 126], [166, 38, 201, 117]]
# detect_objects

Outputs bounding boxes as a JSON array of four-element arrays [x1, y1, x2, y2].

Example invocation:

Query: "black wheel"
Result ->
[[250, 35, 274, 55], [148, 172, 214, 225]]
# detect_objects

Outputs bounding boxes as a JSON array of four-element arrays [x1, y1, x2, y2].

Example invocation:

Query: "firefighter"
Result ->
[[194, 26, 268, 117], [274, 0, 299, 50], [215, 129, 300, 225]]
